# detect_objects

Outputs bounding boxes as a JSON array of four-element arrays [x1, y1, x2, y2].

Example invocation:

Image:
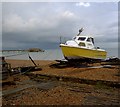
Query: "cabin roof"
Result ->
[[76, 35, 94, 38]]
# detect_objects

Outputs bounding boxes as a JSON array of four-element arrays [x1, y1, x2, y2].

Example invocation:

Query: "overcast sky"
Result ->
[[2, 2, 118, 52]]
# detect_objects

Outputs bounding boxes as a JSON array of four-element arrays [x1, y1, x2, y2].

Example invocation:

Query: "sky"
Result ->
[[2, 2, 118, 56]]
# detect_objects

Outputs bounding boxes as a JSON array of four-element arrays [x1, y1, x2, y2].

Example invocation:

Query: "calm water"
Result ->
[[1, 48, 119, 60], [1, 49, 64, 60]]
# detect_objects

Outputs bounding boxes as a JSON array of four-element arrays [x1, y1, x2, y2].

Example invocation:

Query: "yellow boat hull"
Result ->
[[60, 44, 107, 60]]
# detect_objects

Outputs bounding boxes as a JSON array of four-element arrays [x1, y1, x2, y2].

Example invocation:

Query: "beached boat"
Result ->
[[60, 28, 107, 61]]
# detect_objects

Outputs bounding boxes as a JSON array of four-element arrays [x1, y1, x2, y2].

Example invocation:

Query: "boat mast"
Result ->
[[77, 28, 84, 36]]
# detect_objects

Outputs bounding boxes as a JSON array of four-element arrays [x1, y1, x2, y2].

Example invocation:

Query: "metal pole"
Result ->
[[28, 54, 37, 67]]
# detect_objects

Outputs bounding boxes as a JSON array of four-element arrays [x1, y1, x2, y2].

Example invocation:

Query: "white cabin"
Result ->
[[65, 35, 95, 49]]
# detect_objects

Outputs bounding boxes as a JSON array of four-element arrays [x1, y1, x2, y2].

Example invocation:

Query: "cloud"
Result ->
[[3, 9, 76, 33], [61, 11, 74, 18], [76, 2, 90, 7], [2, 2, 118, 56], [3, 14, 56, 33]]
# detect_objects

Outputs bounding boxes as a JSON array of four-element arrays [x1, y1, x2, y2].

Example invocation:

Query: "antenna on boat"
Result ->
[[77, 28, 84, 36]]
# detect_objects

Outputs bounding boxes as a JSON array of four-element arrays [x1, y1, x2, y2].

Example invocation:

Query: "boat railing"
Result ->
[[60, 36, 69, 44]]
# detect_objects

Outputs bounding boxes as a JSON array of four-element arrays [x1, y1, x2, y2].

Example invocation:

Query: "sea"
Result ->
[[1, 49, 64, 60], [1, 48, 119, 60]]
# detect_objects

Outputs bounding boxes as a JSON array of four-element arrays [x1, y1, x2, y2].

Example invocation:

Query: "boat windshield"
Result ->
[[78, 37, 86, 41], [87, 37, 94, 44]]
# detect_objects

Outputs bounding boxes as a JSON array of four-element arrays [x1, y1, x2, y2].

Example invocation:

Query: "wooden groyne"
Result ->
[[26, 73, 120, 88]]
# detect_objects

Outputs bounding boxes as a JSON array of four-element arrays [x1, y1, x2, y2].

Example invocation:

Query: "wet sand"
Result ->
[[2, 59, 120, 105]]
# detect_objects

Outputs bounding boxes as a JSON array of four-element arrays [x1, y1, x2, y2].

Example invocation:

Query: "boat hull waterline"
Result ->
[[60, 44, 107, 60]]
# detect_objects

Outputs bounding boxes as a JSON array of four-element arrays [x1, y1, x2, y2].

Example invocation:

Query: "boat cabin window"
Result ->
[[91, 38, 94, 44], [87, 37, 94, 44], [78, 37, 86, 41], [79, 42, 86, 47], [87, 38, 91, 42]]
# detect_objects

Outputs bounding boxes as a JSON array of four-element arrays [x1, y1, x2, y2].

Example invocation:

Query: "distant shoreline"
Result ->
[[2, 50, 27, 52], [1, 48, 45, 52]]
